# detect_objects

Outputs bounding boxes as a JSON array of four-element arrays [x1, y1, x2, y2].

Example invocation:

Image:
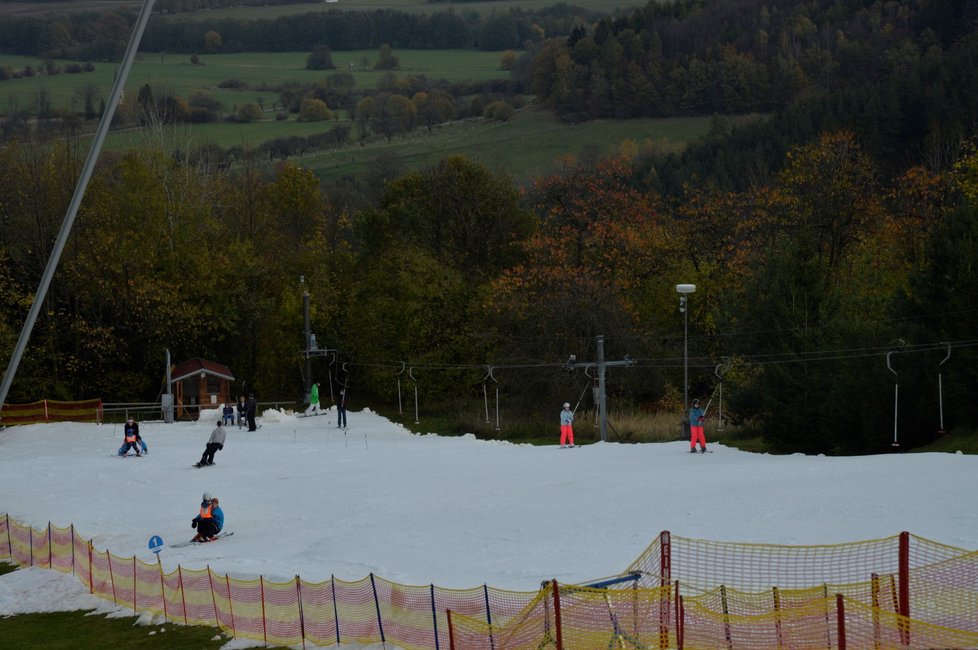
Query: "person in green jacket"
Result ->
[[305, 382, 320, 415]]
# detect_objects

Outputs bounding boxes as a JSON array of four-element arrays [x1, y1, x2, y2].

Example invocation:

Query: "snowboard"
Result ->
[[170, 531, 234, 548]]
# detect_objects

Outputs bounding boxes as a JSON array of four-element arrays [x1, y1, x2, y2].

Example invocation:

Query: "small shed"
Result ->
[[171, 358, 235, 419]]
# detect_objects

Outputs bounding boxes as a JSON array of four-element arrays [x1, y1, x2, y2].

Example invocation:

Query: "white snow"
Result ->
[[1, 406, 976, 642]]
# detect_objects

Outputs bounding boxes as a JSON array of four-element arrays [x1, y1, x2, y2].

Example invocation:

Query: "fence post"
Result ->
[[133, 555, 137, 613], [226, 575, 236, 637], [720, 584, 732, 650], [260, 575, 268, 645], [898, 531, 910, 645], [331, 575, 340, 646], [660, 530, 671, 650], [47, 522, 52, 569], [88, 541, 93, 594], [370, 573, 387, 644], [158, 555, 168, 623], [430, 584, 440, 650], [870, 573, 881, 649], [551, 579, 564, 650], [5, 514, 11, 560], [484, 583, 495, 650], [179, 566, 187, 624], [773, 586, 783, 649], [447, 609, 456, 650], [296, 575, 306, 650], [108, 550, 117, 604], [678, 594, 684, 650], [836, 594, 846, 650], [29, 526, 33, 566], [208, 566, 218, 628]]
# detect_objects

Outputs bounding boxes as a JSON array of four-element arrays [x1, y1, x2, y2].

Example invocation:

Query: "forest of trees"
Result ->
[[1, 0, 978, 455]]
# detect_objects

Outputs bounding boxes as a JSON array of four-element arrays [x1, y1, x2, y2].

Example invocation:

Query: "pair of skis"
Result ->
[[169, 531, 234, 548]]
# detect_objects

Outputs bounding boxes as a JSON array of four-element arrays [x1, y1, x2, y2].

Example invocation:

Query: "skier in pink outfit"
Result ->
[[689, 398, 707, 453], [559, 402, 575, 447]]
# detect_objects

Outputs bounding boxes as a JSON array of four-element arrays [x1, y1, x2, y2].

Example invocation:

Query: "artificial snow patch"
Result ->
[[0, 567, 110, 615], [258, 407, 296, 423]]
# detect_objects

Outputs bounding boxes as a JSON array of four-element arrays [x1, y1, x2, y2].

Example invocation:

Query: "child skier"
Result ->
[[559, 402, 574, 448], [117, 417, 146, 456], [191, 493, 224, 542], [689, 398, 707, 453]]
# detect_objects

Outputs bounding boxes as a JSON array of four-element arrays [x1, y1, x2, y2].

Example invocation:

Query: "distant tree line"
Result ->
[[0, 4, 610, 60], [522, 0, 978, 122]]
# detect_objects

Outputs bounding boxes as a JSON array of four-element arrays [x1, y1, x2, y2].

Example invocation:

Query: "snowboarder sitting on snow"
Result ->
[[117, 417, 146, 456], [195, 420, 226, 467], [191, 493, 223, 542]]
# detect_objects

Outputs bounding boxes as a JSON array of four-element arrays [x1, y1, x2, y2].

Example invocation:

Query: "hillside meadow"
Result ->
[[0, 48, 509, 115], [297, 108, 763, 182]]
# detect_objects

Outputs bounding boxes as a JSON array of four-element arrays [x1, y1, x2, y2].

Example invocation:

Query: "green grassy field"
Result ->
[[300, 108, 762, 182], [0, 49, 508, 116], [164, 0, 648, 21]]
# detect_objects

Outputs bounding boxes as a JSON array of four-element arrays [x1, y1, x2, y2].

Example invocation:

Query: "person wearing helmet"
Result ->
[[116, 417, 147, 457], [689, 398, 707, 453], [191, 493, 224, 542], [559, 402, 575, 448]]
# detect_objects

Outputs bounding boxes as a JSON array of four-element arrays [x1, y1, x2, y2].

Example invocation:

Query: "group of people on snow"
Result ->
[[557, 398, 709, 451], [304, 381, 348, 429]]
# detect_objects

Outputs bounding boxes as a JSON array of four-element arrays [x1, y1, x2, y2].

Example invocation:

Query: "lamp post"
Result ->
[[676, 284, 696, 439]]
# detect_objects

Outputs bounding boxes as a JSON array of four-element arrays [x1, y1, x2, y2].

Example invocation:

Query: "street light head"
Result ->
[[675, 283, 696, 295]]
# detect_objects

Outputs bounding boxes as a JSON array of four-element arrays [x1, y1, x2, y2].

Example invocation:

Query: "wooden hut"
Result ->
[[171, 357, 235, 419]]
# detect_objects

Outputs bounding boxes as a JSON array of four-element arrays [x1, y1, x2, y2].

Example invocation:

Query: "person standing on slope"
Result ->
[[559, 402, 575, 448], [191, 493, 224, 542], [305, 382, 320, 416], [336, 388, 347, 428], [689, 398, 707, 453], [195, 420, 226, 467], [246, 394, 258, 431]]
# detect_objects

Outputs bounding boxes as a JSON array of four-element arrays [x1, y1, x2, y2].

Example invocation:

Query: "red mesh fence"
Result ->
[[3, 515, 978, 649], [0, 399, 103, 425]]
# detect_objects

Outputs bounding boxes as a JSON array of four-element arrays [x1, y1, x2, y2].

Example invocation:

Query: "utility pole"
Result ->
[[302, 278, 312, 402], [0, 0, 157, 417], [299, 278, 334, 400], [566, 335, 634, 442]]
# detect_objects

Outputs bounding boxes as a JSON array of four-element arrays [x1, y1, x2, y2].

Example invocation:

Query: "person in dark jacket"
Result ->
[[222, 402, 234, 426], [337, 389, 347, 429], [117, 417, 146, 456], [191, 493, 224, 542], [246, 394, 257, 431]]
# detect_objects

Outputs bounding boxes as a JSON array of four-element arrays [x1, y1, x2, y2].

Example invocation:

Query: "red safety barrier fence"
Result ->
[[3, 514, 978, 649], [0, 399, 103, 425]]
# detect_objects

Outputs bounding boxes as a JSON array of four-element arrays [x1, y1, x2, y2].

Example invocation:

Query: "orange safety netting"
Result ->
[[0, 398, 103, 425], [3, 514, 978, 649]]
